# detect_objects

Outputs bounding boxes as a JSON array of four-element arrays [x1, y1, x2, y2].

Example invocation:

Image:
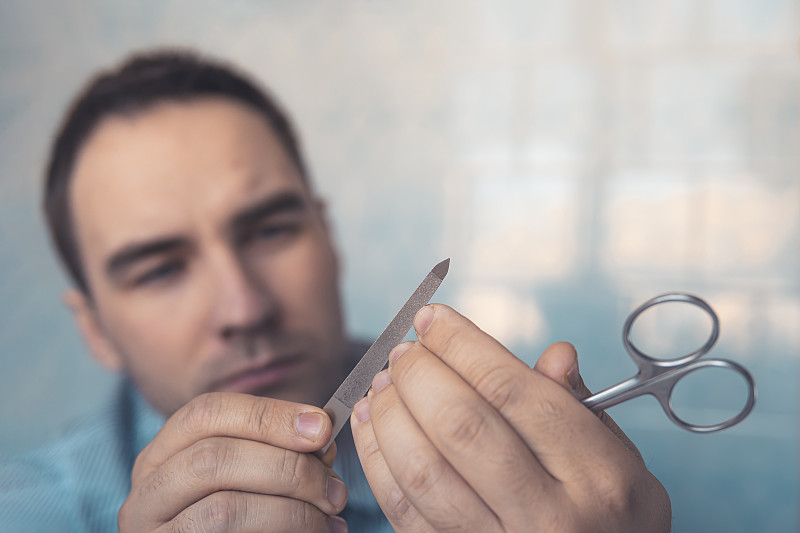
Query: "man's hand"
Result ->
[[118, 393, 349, 532], [351, 304, 671, 532]]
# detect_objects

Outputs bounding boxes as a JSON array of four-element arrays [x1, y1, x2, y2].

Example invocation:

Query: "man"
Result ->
[[0, 49, 670, 532]]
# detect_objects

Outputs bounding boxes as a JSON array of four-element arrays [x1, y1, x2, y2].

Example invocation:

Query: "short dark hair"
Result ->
[[43, 48, 310, 294]]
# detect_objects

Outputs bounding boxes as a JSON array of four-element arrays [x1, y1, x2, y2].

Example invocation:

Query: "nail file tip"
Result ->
[[432, 258, 450, 280]]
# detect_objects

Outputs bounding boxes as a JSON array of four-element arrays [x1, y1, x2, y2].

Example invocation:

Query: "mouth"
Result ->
[[214, 357, 303, 395]]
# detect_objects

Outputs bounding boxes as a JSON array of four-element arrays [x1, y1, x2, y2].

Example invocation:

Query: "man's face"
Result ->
[[68, 98, 347, 415]]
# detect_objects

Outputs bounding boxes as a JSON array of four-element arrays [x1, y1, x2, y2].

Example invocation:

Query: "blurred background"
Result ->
[[0, 1, 797, 531]]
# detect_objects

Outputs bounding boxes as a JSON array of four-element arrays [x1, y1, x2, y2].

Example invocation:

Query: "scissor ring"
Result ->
[[662, 358, 758, 433], [622, 292, 720, 368]]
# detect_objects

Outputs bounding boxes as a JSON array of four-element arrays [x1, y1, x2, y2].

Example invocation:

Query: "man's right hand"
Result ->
[[118, 392, 349, 532]]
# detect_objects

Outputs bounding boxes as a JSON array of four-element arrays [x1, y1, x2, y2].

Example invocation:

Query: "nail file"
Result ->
[[315, 258, 450, 457]]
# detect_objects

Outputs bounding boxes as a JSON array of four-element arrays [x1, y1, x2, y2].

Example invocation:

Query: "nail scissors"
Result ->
[[582, 292, 756, 433]]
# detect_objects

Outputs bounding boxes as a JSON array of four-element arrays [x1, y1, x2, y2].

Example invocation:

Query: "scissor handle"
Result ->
[[583, 292, 757, 433], [622, 292, 720, 372], [584, 357, 758, 432], [647, 358, 758, 433]]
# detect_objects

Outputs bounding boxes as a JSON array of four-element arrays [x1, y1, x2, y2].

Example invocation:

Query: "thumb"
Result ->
[[533, 341, 644, 462], [532, 341, 582, 396]]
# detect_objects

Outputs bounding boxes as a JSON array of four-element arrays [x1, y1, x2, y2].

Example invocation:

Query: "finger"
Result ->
[[533, 342, 643, 460], [532, 341, 582, 395], [574, 376, 644, 461], [135, 392, 332, 474], [156, 491, 348, 533], [350, 396, 436, 533], [387, 343, 563, 531], [365, 371, 502, 532], [128, 437, 347, 525], [409, 304, 639, 483], [319, 441, 338, 469]]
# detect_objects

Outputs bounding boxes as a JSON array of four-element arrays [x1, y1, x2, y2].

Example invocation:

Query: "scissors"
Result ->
[[582, 292, 757, 433]]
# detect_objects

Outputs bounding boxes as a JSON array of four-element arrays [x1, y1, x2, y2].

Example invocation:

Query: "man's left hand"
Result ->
[[350, 304, 671, 533]]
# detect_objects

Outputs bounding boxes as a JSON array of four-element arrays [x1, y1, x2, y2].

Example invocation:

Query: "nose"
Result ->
[[209, 250, 277, 341]]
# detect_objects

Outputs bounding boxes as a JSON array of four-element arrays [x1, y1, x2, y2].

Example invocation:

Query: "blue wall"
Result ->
[[0, 1, 797, 531]]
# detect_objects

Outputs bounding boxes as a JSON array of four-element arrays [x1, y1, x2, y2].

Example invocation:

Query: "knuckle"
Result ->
[[167, 513, 194, 533], [351, 437, 418, 528], [397, 452, 446, 499], [295, 500, 319, 528], [180, 393, 224, 434], [530, 400, 584, 456], [494, 452, 537, 501], [437, 402, 488, 452], [186, 438, 231, 483], [532, 396, 570, 434], [435, 319, 470, 358], [381, 484, 416, 527], [586, 463, 639, 518], [117, 500, 133, 531], [284, 500, 331, 532], [130, 444, 150, 478], [136, 467, 171, 502], [599, 411, 644, 462], [473, 365, 527, 413], [121, 471, 171, 531], [196, 491, 240, 533], [276, 447, 307, 492], [366, 390, 395, 421], [357, 428, 384, 464], [248, 397, 281, 436], [606, 474, 638, 515]]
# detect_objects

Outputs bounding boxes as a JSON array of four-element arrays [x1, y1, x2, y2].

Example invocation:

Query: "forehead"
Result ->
[[69, 98, 309, 264]]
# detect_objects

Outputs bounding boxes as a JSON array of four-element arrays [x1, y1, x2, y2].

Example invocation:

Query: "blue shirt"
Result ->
[[0, 378, 391, 532]]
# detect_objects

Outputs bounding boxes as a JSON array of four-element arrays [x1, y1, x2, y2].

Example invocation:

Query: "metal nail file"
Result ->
[[315, 258, 450, 457]]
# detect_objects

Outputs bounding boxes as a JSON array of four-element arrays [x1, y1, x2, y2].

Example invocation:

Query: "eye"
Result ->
[[251, 221, 300, 242], [258, 224, 292, 239], [134, 261, 184, 287]]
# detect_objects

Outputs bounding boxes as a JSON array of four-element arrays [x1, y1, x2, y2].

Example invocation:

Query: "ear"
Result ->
[[63, 289, 123, 372]]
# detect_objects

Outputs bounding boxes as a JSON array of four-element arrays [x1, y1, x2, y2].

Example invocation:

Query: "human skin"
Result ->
[[67, 98, 347, 414], [63, 95, 669, 532], [351, 304, 672, 532], [65, 98, 351, 531]]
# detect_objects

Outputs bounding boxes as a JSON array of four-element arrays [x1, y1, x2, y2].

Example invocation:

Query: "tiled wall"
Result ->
[[1, 1, 797, 530]]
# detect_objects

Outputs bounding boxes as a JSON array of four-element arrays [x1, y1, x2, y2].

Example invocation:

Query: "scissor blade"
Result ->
[[316, 258, 449, 455]]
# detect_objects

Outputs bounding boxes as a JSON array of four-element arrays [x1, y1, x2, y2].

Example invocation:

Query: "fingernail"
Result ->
[[330, 515, 348, 533], [372, 370, 392, 392], [566, 360, 580, 391], [388, 342, 412, 365], [414, 305, 434, 336], [354, 397, 370, 423], [327, 476, 348, 509], [296, 411, 325, 440]]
